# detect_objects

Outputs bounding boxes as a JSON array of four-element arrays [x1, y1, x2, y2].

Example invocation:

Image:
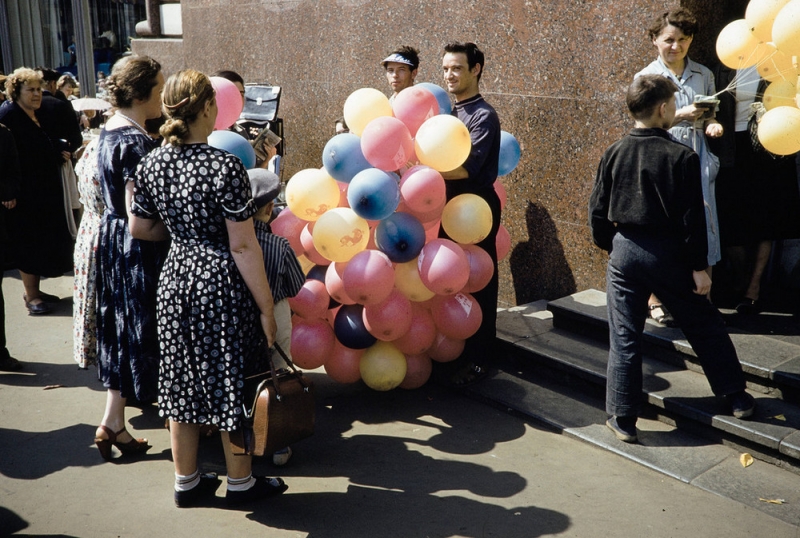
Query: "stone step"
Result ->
[[494, 301, 800, 472], [546, 289, 800, 403]]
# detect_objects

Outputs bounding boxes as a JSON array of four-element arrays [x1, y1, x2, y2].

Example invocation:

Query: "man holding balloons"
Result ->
[[438, 42, 502, 386]]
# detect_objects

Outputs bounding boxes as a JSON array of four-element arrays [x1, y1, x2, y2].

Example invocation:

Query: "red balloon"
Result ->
[[360, 116, 415, 171], [288, 279, 330, 319], [324, 340, 364, 383], [392, 303, 437, 355], [399, 353, 432, 389], [494, 179, 507, 211], [342, 249, 395, 305], [209, 76, 243, 131], [325, 262, 356, 305], [301, 222, 331, 266], [462, 244, 494, 293], [417, 238, 469, 295], [496, 224, 511, 261], [291, 317, 335, 369], [392, 86, 439, 137], [271, 208, 306, 257], [427, 332, 465, 363], [430, 292, 483, 340], [362, 289, 412, 341], [400, 165, 446, 214]]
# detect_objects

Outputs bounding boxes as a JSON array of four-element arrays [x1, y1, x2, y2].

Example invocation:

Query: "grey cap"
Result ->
[[248, 168, 281, 209]]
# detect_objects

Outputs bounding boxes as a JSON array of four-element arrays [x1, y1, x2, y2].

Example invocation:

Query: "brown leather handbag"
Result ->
[[231, 344, 315, 456]]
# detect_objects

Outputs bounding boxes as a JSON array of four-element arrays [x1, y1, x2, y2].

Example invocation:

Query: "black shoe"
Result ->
[[174, 473, 222, 508], [0, 354, 22, 372], [226, 476, 288, 508], [38, 292, 61, 303], [606, 416, 638, 443], [725, 391, 755, 419], [735, 298, 760, 315]]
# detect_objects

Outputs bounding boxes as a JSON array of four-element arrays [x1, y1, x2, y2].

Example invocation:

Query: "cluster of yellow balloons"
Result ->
[[716, 0, 800, 155]]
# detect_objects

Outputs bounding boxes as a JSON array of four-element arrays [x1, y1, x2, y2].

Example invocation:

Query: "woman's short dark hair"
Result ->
[[647, 8, 699, 41], [105, 55, 162, 108], [213, 70, 244, 87], [626, 74, 678, 120]]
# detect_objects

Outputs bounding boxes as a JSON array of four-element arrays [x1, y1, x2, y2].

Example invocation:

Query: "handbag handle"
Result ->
[[268, 343, 312, 401]]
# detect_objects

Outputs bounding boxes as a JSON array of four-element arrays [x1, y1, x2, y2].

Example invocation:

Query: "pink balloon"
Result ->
[[362, 289, 412, 341], [462, 244, 494, 293], [301, 222, 331, 266], [417, 238, 469, 295], [400, 199, 445, 225], [494, 179, 507, 211], [496, 224, 511, 261], [342, 249, 395, 305], [325, 262, 356, 305], [400, 165, 446, 214], [428, 332, 465, 363], [392, 303, 437, 355], [399, 353, 432, 389], [327, 305, 341, 326], [288, 279, 330, 319], [290, 317, 335, 369], [209, 76, 243, 131], [424, 220, 441, 243], [430, 292, 483, 340], [392, 86, 439, 137], [360, 116, 415, 171], [272, 208, 307, 257], [336, 180, 350, 208], [324, 340, 364, 383]]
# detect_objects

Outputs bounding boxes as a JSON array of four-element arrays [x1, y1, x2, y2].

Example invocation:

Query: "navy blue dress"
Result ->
[[95, 126, 165, 402]]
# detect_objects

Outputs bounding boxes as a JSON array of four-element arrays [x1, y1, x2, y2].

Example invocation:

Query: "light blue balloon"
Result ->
[[417, 82, 452, 115], [207, 130, 256, 169], [498, 131, 521, 176], [322, 133, 371, 183], [347, 168, 400, 221]]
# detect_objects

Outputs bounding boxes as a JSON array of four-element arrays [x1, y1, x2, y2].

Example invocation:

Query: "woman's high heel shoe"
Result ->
[[94, 425, 151, 461]]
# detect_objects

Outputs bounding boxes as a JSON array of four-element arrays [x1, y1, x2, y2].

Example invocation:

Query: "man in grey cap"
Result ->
[[382, 46, 420, 102]]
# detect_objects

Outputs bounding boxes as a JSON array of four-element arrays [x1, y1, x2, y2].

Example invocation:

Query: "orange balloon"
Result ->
[[359, 341, 407, 391], [441, 194, 493, 245], [715, 19, 764, 68], [285, 168, 340, 222], [414, 115, 471, 172], [343, 88, 393, 137], [746, 0, 793, 42], [757, 106, 800, 155], [763, 79, 799, 109], [757, 43, 800, 82], [773, 0, 800, 56]]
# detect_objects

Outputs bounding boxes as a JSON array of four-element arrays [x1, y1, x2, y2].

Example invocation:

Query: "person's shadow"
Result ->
[[510, 202, 577, 304]]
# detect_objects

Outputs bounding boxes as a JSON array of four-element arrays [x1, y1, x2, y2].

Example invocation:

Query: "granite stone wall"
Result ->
[[134, 0, 747, 307]]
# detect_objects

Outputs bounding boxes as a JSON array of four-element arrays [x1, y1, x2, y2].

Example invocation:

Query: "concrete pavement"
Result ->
[[1, 271, 798, 537]]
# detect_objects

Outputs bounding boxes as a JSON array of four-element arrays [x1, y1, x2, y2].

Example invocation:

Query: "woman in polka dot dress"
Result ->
[[130, 69, 286, 508]]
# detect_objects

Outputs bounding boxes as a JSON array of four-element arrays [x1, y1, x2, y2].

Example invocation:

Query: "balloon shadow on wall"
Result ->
[[509, 202, 577, 304]]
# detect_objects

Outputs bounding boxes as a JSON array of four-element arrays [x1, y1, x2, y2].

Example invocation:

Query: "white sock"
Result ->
[[227, 474, 256, 492], [175, 470, 200, 492]]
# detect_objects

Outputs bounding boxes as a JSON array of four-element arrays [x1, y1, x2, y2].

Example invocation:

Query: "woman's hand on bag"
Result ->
[[260, 311, 278, 348]]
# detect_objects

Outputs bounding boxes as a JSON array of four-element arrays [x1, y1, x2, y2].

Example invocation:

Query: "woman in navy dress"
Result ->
[[130, 69, 284, 508], [93, 56, 167, 461]]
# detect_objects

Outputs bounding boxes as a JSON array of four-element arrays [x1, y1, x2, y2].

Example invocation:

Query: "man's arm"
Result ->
[[588, 157, 616, 252]]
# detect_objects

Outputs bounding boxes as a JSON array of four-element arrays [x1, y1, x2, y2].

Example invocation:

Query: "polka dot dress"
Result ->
[[131, 144, 268, 430]]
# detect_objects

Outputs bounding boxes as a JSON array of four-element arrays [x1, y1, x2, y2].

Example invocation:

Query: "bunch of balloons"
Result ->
[[716, 0, 800, 154], [274, 84, 521, 391]]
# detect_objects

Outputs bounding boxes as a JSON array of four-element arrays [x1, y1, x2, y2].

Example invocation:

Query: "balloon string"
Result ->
[[712, 47, 798, 98]]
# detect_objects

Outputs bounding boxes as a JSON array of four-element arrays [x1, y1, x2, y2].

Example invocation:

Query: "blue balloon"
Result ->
[[334, 304, 376, 349], [417, 82, 452, 115], [322, 133, 372, 183], [207, 130, 256, 169], [375, 212, 426, 263], [306, 264, 329, 282], [347, 168, 400, 221], [498, 131, 521, 176]]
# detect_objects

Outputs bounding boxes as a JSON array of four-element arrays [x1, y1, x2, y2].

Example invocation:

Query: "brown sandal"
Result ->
[[94, 425, 151, 461]]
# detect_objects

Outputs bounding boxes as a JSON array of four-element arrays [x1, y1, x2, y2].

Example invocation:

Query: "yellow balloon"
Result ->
[[311, 207, 370, 263], [394, 258, 436, 302], [763, 79, 799, 109], [716, 19, 764, 68], [414, 115, 472, 172], [343, 88, 393, 137], [285, 168, 340, 222], [441, 194, 493, 245], [297, 254, 316, 275], [772, 0, 800, 56], [757, 43, 800, 81], [746, 0, 792, 42], [757, 106, 800, 155], [359, 341, 407, 391]]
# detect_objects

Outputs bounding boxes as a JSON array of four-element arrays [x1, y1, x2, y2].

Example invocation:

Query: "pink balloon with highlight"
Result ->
[[337, 180, 350, 208], [430, 292, 482, 340], [324, 341, 364, 384], [496, 224, 511, 261], [400, 165, 446, 214], [428, 332, 465, 363], [494, 179, 507, 211], [417, 238, 469, 295], [342, 249, 395, 305], [399, 353, 433, 389], [392, 303, 437, 355], [271, 207, 307, 257], [290, 317, 335, 369], [360, 116, 415, 171], [288, 279, 330, 320], [209, 76, 244, 131], [300, 222, 331, 266], [462, 244, 494, 293], [362, 289, 413, 341], [325, 262, 356, 305], [392, 86, 439, 137]]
